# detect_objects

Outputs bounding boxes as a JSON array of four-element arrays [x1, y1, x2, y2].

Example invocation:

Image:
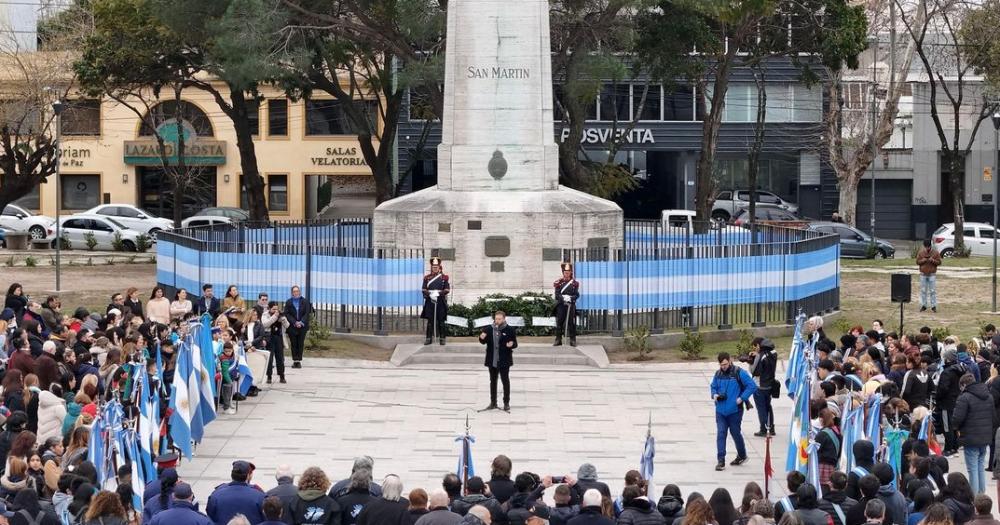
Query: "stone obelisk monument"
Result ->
[[374, 0, 623, 303]]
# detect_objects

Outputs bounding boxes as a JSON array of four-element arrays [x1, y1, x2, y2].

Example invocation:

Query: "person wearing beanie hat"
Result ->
[[937, 346, 971, 457], [846, 440, 876, 500], [873, 463, 906, 525], [570, 465, 610, 506], [450, 476, 505, 524], [148, 482, 213, 525]]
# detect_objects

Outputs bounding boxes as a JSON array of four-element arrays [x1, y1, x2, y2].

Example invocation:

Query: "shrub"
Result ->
[[679, 329, 705, 360], [111, 232, 125, 252], [625, 325, 652, 361], [865, 242, 878, 259], [83, 232, 97, 251], [831, 317, 853, 336], [56, 235, 71, 250], [135, 234, 153, 253], [932, 326, 950, 342], [445, 292, 557, 337], [909, 243, 920, 259], [305, 324, 332, 352], [734, 329, 754, 356], [24, 256, 37, 267]]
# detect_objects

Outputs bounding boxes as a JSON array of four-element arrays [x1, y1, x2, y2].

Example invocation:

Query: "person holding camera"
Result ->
[[262, 301, 288, 384], [480, 310, 518, 412], [747, 338, 778, 437], [710, 352, 757, 471]]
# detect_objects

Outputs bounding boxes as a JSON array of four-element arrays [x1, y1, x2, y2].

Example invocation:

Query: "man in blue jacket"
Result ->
[[207, 460, 265, 525], [710, 352, 757, 472], [150, 483, 214, 525]]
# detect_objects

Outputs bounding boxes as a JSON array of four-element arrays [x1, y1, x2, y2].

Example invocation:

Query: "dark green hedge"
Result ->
[[446, 292, 557, 337]]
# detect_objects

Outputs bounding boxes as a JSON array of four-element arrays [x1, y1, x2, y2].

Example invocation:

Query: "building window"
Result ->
[[61, 174, 100, 210], [267, 99, 288, 136], [61, 99, 101, 136], [247, 99, 260, 136], [791, 84, 822, 122], [268, 174, 288, 212], [633, 84, 662, 121], [305, 99, 378, 135], [664, 86, 695, 121], [599, 84, 631, 122]]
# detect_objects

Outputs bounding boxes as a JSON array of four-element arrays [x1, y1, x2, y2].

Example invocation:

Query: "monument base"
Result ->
[[373, 185, 623, 304]]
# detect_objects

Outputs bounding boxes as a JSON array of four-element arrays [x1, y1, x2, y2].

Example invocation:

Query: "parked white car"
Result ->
[[712, 190, 798, 223], [55, 215, 142, 251], [81, 204, 173, 239], [932, 222, 1000, 257], [0, 204, 55, 239], [180, 215, 233, 228]]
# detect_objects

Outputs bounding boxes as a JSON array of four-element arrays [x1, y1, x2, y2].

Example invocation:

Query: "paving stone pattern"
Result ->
[[178, 359, 975, 503]]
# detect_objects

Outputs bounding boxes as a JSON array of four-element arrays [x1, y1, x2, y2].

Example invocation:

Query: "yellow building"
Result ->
[[21, 83, 380, 221]]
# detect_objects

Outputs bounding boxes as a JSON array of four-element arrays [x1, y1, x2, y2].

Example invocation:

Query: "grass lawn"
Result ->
[[841, 256, 995, 269]]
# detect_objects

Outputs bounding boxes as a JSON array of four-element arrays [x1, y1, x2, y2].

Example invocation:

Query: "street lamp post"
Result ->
[[51, 100, 64, 293], [868, 35, 879, 242], [992, 111, 1000, 312]]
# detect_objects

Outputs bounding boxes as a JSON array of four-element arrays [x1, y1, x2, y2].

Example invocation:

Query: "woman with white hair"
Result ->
[[358, 475, 409, 525]]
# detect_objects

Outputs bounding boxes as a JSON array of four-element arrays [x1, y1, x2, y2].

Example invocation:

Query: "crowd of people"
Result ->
[[0, 281, 997, 525]]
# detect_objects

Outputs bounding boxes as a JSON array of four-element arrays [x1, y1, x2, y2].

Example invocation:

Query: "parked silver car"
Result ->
[[712, 190, 798, 223]]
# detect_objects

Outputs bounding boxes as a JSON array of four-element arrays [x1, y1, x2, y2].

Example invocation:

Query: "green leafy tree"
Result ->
[[76, 0, 207, 228], [281, 0, 447, 204], [551, 0, 647, 199], [637, 0, 866, 223]]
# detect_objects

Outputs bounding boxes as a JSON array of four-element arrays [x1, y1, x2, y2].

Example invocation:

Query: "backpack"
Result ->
[[733, 369, 754, 410], [18, 509, 45, 525]]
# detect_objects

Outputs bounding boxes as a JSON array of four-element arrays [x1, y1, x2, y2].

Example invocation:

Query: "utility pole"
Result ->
[[869, 36, 879, 242]]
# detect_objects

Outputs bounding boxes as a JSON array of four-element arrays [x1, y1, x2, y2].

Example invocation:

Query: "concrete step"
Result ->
[[390, 342, 609, 368], [414, 343, 584, 355], [406, 352, 594, 366]]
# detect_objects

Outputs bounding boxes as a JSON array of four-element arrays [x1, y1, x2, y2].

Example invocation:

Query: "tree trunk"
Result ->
[[748, 65, 767, 237], [229, 90, 269, 222], [949, 151, 966, 252], [695, 51, 736, 226], [838, 179, 860, 227]]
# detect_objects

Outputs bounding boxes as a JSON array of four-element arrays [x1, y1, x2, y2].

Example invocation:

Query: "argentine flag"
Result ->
[[169, 337, 201, 459], [190, 324, 217, 430], [198, 314, 218, 396], [126, 436, 145, 512], [88, 409, 107, 485], [136, 366, 157, 483], [236, 343, 254, 396]]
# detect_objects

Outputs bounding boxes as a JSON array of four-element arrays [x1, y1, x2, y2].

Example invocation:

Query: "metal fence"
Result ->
[[156, 218, 839, 336], [572, 221, 839, 334]]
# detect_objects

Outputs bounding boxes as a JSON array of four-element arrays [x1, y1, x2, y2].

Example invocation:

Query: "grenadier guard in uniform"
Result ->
[[552, 262, 580, 347], [421, 257, 450, 345]]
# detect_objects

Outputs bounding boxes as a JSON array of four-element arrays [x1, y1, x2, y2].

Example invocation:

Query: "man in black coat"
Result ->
[[194, 284, 221, 318], [421, 257, 450, 346], [479, 310, 518, 412], [283, 285, 312, 369], [749, 337, 778, 437], [953, 372, 995, 494], [937, 348, 969, 456]]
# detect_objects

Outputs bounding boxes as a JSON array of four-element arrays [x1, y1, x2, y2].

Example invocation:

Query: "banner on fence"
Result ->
[[446, 316, 470, 327]]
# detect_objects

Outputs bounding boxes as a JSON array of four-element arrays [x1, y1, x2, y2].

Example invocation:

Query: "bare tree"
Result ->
[[827, 0, 921, 227], [897, 0, 997, 253], [0, 12, 90, 210]]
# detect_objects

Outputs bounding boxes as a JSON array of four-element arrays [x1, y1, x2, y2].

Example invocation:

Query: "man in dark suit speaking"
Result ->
[[479, 310, 518, 412]]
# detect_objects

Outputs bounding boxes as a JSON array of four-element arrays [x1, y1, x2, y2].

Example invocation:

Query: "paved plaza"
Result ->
[[174, 357, 977, 502]]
